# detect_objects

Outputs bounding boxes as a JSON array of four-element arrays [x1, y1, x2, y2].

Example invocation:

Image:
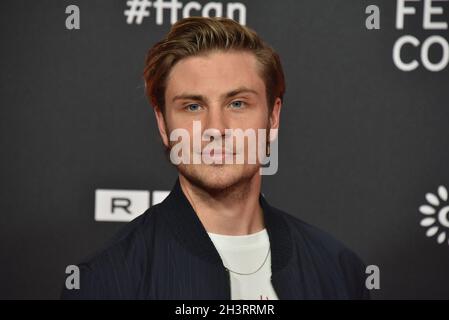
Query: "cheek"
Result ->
[[165, 111, 194, 132], [231, 113, 269, 130], [243, 102, 270, 128]]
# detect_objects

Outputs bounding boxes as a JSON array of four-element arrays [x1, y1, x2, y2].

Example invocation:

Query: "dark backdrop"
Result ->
[[1, 0, 448, 299]]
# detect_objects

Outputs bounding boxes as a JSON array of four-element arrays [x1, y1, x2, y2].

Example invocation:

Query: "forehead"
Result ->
[[165, 50, 265, 99]]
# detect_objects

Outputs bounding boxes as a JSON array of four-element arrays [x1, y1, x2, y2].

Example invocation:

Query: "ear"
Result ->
[[153, 106, 170, 148], [269, 97, 282, 140]]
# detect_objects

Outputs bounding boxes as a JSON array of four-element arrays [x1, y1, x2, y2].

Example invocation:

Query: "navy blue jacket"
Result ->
[[61, 178, 370, 299]]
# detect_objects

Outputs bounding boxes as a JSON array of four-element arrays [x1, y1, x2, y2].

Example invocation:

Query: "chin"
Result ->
[[177, 163, 259, 192]]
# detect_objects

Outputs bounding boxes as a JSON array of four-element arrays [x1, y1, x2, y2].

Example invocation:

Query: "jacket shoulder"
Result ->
[[60, 205, 160, 299], [271, 206, 370, 299]]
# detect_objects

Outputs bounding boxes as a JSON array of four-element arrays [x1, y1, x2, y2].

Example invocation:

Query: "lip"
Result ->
[[204, 152, 235, 157], [199, 150, 236, 158], [211, 150, 234, 155], [199, 149, 235, 155]]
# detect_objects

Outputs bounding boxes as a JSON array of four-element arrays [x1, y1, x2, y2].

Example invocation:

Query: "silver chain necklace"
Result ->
[[223, 246, 271, 276]]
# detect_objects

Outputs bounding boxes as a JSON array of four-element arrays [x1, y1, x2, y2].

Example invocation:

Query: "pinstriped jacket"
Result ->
[[61, 178, 370, 300]]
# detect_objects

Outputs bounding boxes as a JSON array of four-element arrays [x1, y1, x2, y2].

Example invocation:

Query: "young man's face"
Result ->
[[154, 50, 281, 191]]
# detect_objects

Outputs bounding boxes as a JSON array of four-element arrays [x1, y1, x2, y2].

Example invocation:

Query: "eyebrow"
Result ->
[[171, 87, 259, 104]]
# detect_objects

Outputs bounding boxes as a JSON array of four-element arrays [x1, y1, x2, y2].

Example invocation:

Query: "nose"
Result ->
[[202, 106, 228, 143]]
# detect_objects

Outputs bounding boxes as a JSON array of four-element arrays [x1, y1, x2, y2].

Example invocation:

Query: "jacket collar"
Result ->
[[158, 177, 293, 275]]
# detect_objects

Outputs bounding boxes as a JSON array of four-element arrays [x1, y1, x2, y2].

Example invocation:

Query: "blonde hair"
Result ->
[[143, 16, 285, 113]]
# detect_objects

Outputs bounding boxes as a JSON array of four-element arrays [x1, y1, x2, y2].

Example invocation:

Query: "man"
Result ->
[[62, 17, 370, 300]]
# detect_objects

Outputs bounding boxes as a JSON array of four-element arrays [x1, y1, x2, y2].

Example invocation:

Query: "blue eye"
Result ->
[[186, 104, 201, 112], [230, 101, 245, 109]]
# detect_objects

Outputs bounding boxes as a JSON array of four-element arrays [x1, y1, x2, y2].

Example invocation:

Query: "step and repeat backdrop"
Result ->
[[1, 0, 448, 299]]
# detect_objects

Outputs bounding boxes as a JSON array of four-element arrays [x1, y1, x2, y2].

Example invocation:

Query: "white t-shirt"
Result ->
[[207, 228, 279, 300]]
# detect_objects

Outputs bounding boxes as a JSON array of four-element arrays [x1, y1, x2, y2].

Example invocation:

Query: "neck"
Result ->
[[178, 174, 264, 236]]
